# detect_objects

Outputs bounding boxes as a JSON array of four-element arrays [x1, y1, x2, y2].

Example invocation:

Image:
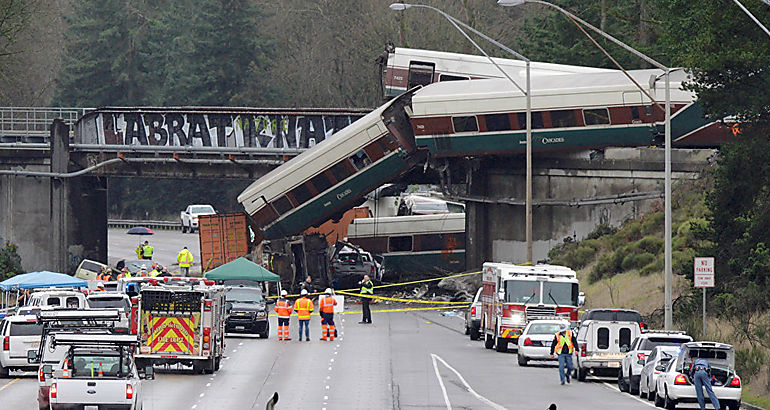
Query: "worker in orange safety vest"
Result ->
[[319, 288, 338, 341], [294, 289, 314, 342], [274, 290, 293, 341]]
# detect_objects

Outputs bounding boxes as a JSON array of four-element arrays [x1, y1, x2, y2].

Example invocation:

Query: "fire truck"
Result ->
[[481, 262, 582, 353], [134, 279, 226, 374]]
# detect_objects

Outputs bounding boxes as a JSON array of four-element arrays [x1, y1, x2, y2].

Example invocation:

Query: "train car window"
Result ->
[[375, 138, 393, 155], [516, 112, 544, 129], [364, 142, 385, 162], [408, 61, 435, 88], [485, 113, 511, 132], [310, 173, 333, 194], [439, 74, 469, 82], [388, 235, 413, 252], [349, 150, 372, 171], [630, 107, 641, 121], [382, 133, 398, 149], [452, 116, 479, 133], [329, 160, 352, 183], [290, 183, 313, 205], [252, 205, 279, 226], [446, 233, 465, 250], [416, 234, 445, 252], [271, 195, 294, 215], [583, 108, 611, 125], [550, 110, 578, 128]]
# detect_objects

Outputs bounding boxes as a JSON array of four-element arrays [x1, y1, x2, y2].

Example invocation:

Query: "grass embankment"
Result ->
[[547, 179, 769, 405]]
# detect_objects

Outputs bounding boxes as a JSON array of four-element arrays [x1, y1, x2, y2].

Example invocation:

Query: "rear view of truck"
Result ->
[[136, 283, 226, 374]]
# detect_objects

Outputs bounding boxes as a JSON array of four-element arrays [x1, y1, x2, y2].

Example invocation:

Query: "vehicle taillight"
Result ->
[[674, 374, 689, 385], [204, 280, 215, 286], [126, 383, 134, 399], [2, 336, 8, 350], [39, 367, 45, 382], [50, 383, 57, 398], [523, 337, 533, 346], [204, 300, 212, 312], [471, 307, 476, 315], [729, 376, 741, 387], [640, 322, 647, 330], [580, 343, 587, 357], [203, 327, 211, 346], [370, 265, 374, 274], [637, 352, 645, 361]]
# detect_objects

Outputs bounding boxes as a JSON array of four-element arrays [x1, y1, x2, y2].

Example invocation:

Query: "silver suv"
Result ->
[[464, 288, 482, 340], [618, 330, 692, 394]]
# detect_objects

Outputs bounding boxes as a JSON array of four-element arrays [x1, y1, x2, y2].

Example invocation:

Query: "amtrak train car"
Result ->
[[238, 89, 423, 241]]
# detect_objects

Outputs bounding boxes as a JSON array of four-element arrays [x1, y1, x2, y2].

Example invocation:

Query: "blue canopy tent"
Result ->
[[1, 271, 87, 317]]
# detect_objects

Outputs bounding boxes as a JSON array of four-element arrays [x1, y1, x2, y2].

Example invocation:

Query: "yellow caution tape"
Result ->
[[266, 270, 481, 299], [335, 290, 469, 305], [267, 304, 469, 317]]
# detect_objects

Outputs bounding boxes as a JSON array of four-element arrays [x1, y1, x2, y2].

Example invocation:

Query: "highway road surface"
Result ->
[[0, 305, 715, 409], [108, 228, 202, 275]]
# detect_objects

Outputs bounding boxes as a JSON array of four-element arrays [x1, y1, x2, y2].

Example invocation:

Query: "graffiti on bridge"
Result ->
[[80, 111, 365, 149]]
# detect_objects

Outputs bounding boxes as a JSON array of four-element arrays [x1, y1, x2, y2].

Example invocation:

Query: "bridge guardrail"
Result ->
[[0, 107, 92, 143], [108, 219, 181, 230]]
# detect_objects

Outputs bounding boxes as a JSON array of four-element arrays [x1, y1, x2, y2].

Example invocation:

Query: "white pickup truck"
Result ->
[[43, 333, 151, 410], [180, 204, 216, 233]]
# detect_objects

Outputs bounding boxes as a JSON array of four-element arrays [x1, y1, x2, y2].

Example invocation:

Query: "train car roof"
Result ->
[[411, 69, 693, 115], [347, 213, 465, 236], [392, 47, 618, 76]]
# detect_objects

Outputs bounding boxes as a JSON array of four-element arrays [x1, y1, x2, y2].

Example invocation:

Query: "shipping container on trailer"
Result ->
[[199, 212, 251, 272]]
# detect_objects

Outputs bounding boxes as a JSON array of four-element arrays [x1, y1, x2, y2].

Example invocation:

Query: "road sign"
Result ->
[[694, 257, 714, 288]]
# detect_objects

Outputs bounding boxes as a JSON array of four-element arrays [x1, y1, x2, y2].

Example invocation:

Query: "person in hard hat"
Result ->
[[95, 282, 106, 292], [358, 275, 374, 324], [141, 241, 153, 260], [319, 288, 338, 341], [149, 264, 161, 277], [274, 290, 293, 341], [135, 243, 144, 259], [293, 289, 314, 342], [177, 246, 194, 277], [117, 267, 130, 280], [139, 265, 148, 277]]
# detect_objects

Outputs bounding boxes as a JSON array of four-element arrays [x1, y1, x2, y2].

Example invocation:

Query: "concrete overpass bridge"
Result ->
[[0, 107, 715, 276]]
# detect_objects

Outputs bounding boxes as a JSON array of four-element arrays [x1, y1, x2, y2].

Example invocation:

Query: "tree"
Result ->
[[0, 238, 23, 280]]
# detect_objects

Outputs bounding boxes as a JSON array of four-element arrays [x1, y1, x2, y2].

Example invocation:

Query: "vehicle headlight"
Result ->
[[255, 311, 267, 318], [509, 311, 526, 325]]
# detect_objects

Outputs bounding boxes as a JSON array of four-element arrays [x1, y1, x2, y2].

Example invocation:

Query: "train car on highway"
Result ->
[[238, 89, 423, 241], [378, 46, 615, 99], [346, 213, 465, 281], [480, 263, 582, 353]]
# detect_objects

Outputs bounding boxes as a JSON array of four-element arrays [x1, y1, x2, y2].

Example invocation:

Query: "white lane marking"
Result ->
[[206, 382, 211, 387], [200, 393, 205, 398], [191, 406, 197, 409], [324, 396, 328, 400], [431, 353, 506, 410], [328, 367, 332, 371], [239, 342, 244, 346], [334, 351, 338, 354], [325, 385, 330, 390], [430, 354, 452, 410], [209, 377, 214, 381], [326, 376, 330, 380], [601, 382, 657, 408]]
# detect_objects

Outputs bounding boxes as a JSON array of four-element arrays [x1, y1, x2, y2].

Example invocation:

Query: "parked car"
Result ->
[[225, 286, 271, 338], [580, 308, 646, 329], [74, 259, 109, 281], [180, 204, 216, 233], [639, 345, 680, 401], [0, 314, 42, 376], [516, 319, 570, 366], [463, 288, 482, 340], [574, 318, 642, 381], [86, 293, 132, 332], [654, 341, 741, 410], [619, 330, 692, 394]]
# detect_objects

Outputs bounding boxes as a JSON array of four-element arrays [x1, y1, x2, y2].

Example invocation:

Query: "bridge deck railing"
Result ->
[[0, 107, 92, 143]]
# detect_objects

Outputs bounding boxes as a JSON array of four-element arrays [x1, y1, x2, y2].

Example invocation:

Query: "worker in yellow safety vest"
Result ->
[[293, 289, 314, 342], [141, 241, 153, 260], [274, 290, 293, 341], [149, 264, 160, 277], [177, 247, 194, 277], [135, 243, 143, 259], [319, 288, 338, 341], [358, 275, 374, 324], [550, 327, 579, 385]]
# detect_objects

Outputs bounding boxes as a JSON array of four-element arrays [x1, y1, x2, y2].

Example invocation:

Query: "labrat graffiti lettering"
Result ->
[[85, 110, 366, 149]]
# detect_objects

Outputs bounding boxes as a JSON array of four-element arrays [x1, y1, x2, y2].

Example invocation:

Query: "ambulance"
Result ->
[[134, 279, 226, 374], [480, 262, 582, 353]]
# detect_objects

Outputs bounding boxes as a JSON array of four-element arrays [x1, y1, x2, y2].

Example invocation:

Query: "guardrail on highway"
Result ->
[[108, 219, 181, 230]]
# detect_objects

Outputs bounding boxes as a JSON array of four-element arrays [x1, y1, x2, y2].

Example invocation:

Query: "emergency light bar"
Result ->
[[52, 333, 138, 346], [37, 309, 123, 321]]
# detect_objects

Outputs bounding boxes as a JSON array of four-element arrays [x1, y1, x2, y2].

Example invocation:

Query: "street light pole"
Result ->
[[499, 0, 674, 329], [389, 3, 534, 264], [733, 0, 770, 37]]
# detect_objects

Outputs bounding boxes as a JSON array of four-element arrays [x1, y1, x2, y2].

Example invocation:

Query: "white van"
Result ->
[[574, 319, 641, 381], [18, 289, 88, 314]]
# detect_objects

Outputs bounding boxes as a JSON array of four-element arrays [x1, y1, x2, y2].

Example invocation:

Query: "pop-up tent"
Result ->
[[0, 270, 87, 291], [203, 257, 280, 282]]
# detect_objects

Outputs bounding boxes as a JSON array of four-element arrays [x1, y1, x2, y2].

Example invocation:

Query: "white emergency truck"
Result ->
[[574, 319, 642, 381]]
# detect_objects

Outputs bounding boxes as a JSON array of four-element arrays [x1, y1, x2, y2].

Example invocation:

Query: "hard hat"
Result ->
[[300, 289, 308, 296], [96, 282, 104, 288], [140, 265, 146, 270], [281, 290, 288, 296], [325, 288, 332, 295]]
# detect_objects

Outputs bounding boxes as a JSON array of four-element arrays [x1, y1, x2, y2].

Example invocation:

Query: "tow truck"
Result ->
[[481, 262, 582, 353], [44, 333, 152, 410], [135, 279, 226, 374], [28, 309, 126, 410]]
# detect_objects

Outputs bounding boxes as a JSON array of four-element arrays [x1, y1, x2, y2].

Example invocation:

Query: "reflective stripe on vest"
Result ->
[[554, 330, 574, 354], [360, 281, 374, 295], [178, 250, 193, 267], [294, 298, 313, 319], [274, 299, 292, 318], [143, 245, 153, 257], [320, 296, 335, 313]]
